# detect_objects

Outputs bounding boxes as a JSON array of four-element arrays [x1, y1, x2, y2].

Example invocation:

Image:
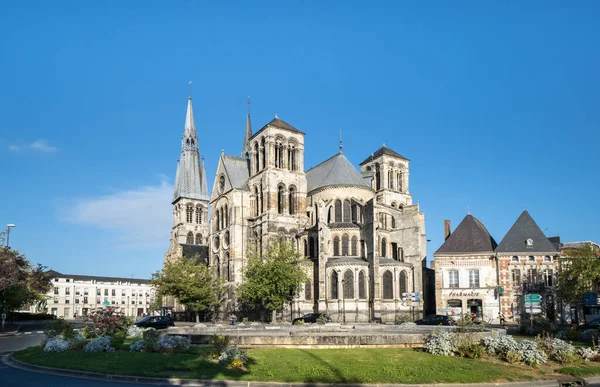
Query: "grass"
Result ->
[[14, 346, 551, 384], [556, 365, 600, 377]]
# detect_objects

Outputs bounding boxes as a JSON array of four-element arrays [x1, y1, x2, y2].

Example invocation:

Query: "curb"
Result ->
[[1, 353, 569, 387]]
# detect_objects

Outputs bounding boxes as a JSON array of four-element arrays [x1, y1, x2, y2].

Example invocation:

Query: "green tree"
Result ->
[[0, 245, 51, 312], [556, 243, 600, 304], [238, 240, 308, 322], [151, 256, 224, 323]]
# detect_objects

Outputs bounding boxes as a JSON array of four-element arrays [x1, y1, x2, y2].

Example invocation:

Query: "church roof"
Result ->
[[222, 155, 250, 191], [434, 214, 497, 255], [359, 145, 409, 165], [306, 152, 372, 193], [251, 116, 304, 139], [496, 210, 558, 254]]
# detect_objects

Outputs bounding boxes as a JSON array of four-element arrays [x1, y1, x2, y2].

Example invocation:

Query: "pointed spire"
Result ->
[[242, 97, 253, 157], [184, 97, 196, 139]]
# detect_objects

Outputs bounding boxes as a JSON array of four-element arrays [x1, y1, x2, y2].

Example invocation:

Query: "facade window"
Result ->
[[112, 289, 116, 296], [448, 270, 459, 288], [527, 268, 537, 283], [277, 185, 284, 214], [196, 207, 202, 224], [512, 269, 521, 286], [274, 141, 283, 168], [96, 297, 101, 304], [53, 296, 59, 303], [309, 236, 315, 258], [288, 145, 297, 171], [84, 288, 89, 295], [195, 233, 202, 245], [334, 200, 342, 222], [333, 236, 340, 256], [303, 239, 308, 257], [186, 206, 193, 223], [359, 271, 366, 299], [75, 298, 80, 304], [288, 187, 295, 215], [65, 298, 70, 304], [96, 289, 101, 296], [260, 138, 266, 169], [83, 296, 88, 304], [528, 255, 535, 262], [341, 234, 349, 256], [397, 172, 403, 191], [54, 287, 59, 295], [544, 255, 552, 263], [399, 271, 407, 295], [343, 200, 351, 222], [381, 238, 387, 257], [512, 256, 519, 262], [104, 289, 108, 296], [544, 269, 553, 287], [343, 270, 354, 299], [305, 281, 311, 300], [375, 163, 381, 190], [186, 231, 194, 244], [65, 288, 70, 295], [388, 169, 394, 189], [330, 271, 338, 299], [351, 236, 358, 256], [75, 288, 81, 296], [382, 271, 393, 299], [468, 270, 480, 288], [121, 290, 126, 296]]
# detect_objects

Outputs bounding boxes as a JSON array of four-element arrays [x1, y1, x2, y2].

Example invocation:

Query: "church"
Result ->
[[165, 97, 428, 323]]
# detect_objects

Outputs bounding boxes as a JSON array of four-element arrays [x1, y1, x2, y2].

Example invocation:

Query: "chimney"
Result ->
[[444, 220, 451, 241]]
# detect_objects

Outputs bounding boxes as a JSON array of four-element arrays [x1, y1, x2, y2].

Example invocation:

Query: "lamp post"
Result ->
[[6, 224, 15, 247]]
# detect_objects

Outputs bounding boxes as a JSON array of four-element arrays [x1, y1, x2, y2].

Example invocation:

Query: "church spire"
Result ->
[[241, 97, 252, 158]]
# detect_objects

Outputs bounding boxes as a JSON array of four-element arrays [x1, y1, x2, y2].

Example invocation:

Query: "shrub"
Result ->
[[395, 313, 413, 325], [316, 315, 328, 324], [518, 340, 547, 367], [538, 337, 577, 364], [454, 314, 483, 333], [45, 318, 75, 339], [82, 325, 97, 339], [129, 340, 145, 352], [218, 343, 248, 367], [481, 333, 546, 367], [126, 325, 144, 338], [69, 340, 88, 351], [456, 341, 484, 359], [505, 350, 522, 364], [111, 330, 126, 350], [424, 330, 456, 356], [581, 329, 599, 343], [142, 327, 161, 349], [89, 307, 132, 337], [481, 333, 519, 356], [209, 335, 230, 358], [43, 337, 70, 352], [564, 327, 581, 342], [242, 317, 249, 324], [153, 335, 191, 353], [578, 347, 598, 361], [85, 336, 115, 352]]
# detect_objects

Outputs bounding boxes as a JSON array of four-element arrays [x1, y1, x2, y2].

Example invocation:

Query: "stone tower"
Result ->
[[165, 97, 210, 262]]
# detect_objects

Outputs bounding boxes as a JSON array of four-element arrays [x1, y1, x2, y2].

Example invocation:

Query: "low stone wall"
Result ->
[[165, 323, 497, 348]]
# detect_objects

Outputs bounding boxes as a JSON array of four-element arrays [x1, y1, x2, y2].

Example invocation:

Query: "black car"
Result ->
[[134, 315, 175, 329], [414, 314, 454, 326], [292, 313, 332, 324], [577, 318, 600, 331]]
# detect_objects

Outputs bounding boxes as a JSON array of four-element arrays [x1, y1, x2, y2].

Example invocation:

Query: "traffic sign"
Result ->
[[584, 292, 598, 306], [524, 302, 541, 308], [525, 294, 542, 303], [103, 301, 110, 306]]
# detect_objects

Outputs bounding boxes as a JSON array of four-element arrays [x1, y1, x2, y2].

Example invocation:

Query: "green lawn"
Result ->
[[14, 346, 551, 383]]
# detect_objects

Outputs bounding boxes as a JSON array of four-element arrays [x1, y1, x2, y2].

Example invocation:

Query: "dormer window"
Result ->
[[512, 256, 519, 262], [528, 255, 535, 262], [218, 175, 225, 193], [526, 238, 533, 247]]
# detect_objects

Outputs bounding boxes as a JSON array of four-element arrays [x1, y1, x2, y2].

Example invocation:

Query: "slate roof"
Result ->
[[181, 244, 209, 264], [496, 210, 558, 254], [306, 152, 372, 192], [46, 270, 151, 284], [251, 117, 304, 139], [434, 214, 497, 255], [222, 155, 250, 191], [359, 145, 409, 165]]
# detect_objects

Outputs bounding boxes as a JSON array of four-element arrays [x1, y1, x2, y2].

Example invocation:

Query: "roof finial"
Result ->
[[275, 113, 279, 119], [339, 130, 343, 153], [188, 80, 192, 98], [467, 206, 471, 215], [221, 149, 224, 156], [524, 205, 527, 210], [247, 96, 251, 114]]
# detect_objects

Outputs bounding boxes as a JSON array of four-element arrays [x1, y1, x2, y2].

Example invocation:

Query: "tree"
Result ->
[[151, 256, 224, 323], [238, 240, 308, 322], [0, 245, 52, 312], [556, 243, 600, 304]]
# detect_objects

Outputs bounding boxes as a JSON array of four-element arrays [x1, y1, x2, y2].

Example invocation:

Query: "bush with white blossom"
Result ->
[[153, 335, 191, 353], [85, 336, 115, 352], [129, 340, 145, 352], [127, 325, 144, 338], [218, 343, 248, 368], [43, 337, 71, 352], [424, 330, 457, 356], [578, 347, 598, 361]]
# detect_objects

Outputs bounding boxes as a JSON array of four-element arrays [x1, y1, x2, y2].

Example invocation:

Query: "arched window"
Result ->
[[399, 247, 404, 262], [195, 207, 202, 224], [343, 270, 354, 299], [391, 217, 396, 229], [381, 238, 387, 257], [260, 138, 266, 170], [398, 171, 403, 192], [254, 187, 259, 216], [195, 233, 202, 245], [351, 236, 358, 256], [303, 239, 308, 257], [289, 186, 295, 215], [382, 271, 393, 299], [341, 234, 349, 256], [309, 236, 315, 258], [253, 142, 259, 173], [277, 185, 285, 214], [224, 204, 228, 227], [220, 207, 224, 229], [358, 271, 366, 299], [334, 200, 342, 222], [186, 232, 194, 244], [351, 205, 357, 222], [399, 271, 407, 296], [327, 206, 332, 223], [330, 271, 338, 299], [388, 169, 394, 189], [275, 140, 283, 168], [333, 236, 340, 256], [305, 281, 311, 300], [186, 206, 193, 223], [375, 163, 381, 190], [343, 200, 351, 222], [288, 144, 297, 171], [214, 256, 220, 277], [215, 211, 220, 231]]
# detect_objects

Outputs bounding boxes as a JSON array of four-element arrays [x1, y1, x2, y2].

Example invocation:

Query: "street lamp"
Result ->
[[6, 224, 15, 248]]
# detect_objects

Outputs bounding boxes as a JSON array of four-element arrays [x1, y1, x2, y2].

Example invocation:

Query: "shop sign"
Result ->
[[447, 290, 480, 297]]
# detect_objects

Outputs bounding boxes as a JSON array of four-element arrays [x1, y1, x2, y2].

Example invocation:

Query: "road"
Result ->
[[0, 321, 147, 386]]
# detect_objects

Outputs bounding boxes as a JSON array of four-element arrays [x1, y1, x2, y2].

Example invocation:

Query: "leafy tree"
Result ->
[[0, 245, 51, 312], [556, 243, 600, 304], [238, 240, 308, 322], [151, 256, 224, 323]]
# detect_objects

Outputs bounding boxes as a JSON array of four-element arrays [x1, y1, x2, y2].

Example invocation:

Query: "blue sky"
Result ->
[[1, 1, 598, 279]]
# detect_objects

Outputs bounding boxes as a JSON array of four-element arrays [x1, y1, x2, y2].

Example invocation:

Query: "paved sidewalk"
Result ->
[[0, 324, 20, 337], [2, 353, 570, 387]]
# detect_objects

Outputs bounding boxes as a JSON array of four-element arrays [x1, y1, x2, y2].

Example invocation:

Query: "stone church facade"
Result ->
[[166, 97, 427, 323]]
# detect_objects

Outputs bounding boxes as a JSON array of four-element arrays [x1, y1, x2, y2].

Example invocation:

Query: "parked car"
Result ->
[[134, 315, 175, 329], [576, 318, 600, 331], [414, 314, 454, 326], [292, 313, 332, 324]]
